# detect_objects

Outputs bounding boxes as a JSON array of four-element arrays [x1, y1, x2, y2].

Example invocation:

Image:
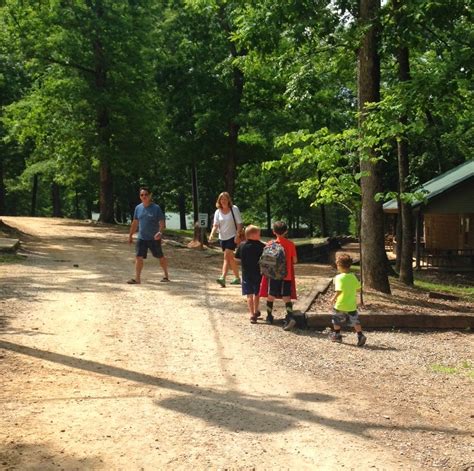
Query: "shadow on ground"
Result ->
[[0, 441, 101, 470], [0, 339, 469, 439]]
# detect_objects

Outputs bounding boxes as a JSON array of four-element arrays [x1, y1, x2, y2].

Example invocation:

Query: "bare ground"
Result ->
[[0, 217, 473, 470]]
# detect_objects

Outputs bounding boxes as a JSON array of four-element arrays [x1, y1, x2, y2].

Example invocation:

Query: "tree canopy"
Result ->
[[1, 0, 472, 290]]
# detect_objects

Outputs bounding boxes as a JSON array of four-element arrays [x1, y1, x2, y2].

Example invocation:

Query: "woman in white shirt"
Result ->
[[209, 192, 242, 287]]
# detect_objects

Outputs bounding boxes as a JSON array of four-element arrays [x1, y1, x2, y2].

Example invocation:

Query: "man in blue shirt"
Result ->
[[127, 187, 170, 284]]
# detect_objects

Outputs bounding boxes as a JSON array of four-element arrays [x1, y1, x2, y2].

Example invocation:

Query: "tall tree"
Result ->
[[358, 0, 391, 293], [393, 0, 413, 285], [2, 0, 161, 222]]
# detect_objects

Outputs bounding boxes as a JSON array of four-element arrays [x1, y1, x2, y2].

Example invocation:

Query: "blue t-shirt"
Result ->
[[133, 203, 165, 240]]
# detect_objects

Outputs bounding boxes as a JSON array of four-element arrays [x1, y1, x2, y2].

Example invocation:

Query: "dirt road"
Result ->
[[0, 218, 471, 470]]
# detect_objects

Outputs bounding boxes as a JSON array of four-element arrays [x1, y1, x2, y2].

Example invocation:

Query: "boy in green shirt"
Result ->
[[329, 253, 366, 347]]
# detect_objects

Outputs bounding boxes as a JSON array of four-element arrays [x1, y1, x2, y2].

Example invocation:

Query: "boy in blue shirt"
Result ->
[[235, 225, 265, 323], [127, 187, 170, 284], [329, 253, 366, 346]]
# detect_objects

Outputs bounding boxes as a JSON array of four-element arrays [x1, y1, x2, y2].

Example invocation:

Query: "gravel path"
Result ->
[[0, 217, 473, 470]]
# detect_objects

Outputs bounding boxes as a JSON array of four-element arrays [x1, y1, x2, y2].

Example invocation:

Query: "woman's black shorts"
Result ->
[[219, 236, 236, 251]]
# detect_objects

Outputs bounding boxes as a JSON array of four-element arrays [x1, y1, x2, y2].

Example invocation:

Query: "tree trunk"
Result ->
[[191, 162, 199, 223], [393, 0, 414, 285], [51, 182, 62, 217], [178, 192, 187, 230], [90, 0, 114, 223], [86, 197, 93, 220], [75, 189, 80, 219], [395, 210, 402, 272], [358, 0, 391, 294], [224, 121, 239, 195], [396, 49, 414, 284], [320, 204, 328, 237], [115, 200, 122, 223], [425, 109, 443, 173], [99, 158, 114, 223], [0, 159, 5, 215], [31, 174, 39, 217], [266, 191, 271, 234], [224, 62, 244, 194]]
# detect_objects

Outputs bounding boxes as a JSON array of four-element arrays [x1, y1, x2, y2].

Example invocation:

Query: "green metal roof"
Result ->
[[383, 159, 474, 212]]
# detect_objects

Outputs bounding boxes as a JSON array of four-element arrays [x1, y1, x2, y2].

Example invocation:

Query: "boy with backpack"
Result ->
[[235, 225, 266, 323], [329, 253, 366, 347], [259, 221, 298, 330]]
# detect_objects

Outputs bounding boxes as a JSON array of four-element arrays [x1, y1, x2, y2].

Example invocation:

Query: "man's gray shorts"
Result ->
[[331, 309, 360, 328]]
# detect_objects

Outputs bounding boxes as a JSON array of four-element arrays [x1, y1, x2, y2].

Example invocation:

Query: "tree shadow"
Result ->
[[1, 340, 469, 439], [0, 305, 55, 336], [363, 291, 474, 314], [292, 392, 334, 402], [341, 343, 398, 351], [0, 441, 101, 470]]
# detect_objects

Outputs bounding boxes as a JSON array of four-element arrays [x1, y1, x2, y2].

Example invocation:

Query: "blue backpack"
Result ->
[[259, 241, 287, 280]]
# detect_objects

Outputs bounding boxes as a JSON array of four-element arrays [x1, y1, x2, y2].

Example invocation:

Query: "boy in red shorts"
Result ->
[[260, 221, 298, 330]]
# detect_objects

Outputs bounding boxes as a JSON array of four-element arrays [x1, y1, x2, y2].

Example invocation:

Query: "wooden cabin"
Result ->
[[383, 160, 474, 268]]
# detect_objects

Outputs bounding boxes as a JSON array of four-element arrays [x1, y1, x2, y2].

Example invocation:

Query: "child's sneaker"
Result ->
[[216, 276, 226, 287], [254, 311, 261, 318], [357, 333, 367, 347], [329, 331, 342, 342], [250, 314, 258, 324], [230, 278, 241, 285], [265, 314, 274, 325]]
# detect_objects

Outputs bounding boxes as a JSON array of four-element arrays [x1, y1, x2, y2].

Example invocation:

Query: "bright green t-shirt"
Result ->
[[334, 272, 361, 312]]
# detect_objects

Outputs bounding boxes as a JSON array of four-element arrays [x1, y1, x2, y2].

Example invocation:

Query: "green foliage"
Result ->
[[0, 0, 471, 238], [1, 0, 163, 217], [268, 127, 362, 213]]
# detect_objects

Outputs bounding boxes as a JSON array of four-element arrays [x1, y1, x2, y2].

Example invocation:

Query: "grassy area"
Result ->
[[0, 253, 27, 264], [165, 228, 194, 238], [163, 232, 328, 244], [430, 361, 474, 379], [292, 237, 328, 247], [414, 278, 474, 301]]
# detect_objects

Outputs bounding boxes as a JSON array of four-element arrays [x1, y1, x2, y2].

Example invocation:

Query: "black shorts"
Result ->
[[220, 237, 236, 251], [268, 279, 292, 297], [242, 276, 262, 296], [136, 239, 164, 259]]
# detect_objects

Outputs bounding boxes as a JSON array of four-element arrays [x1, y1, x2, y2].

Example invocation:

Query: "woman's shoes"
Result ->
[[216, 277, 240, 287]]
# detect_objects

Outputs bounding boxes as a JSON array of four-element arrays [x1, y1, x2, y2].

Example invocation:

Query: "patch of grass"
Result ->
[[165, 229, 194, 238], [0, 253, 27, 264], [414, 279, 474, 301], [293, 237, 328, 247], [430, 362, 474, 378], [431, 364, 458, 374]]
